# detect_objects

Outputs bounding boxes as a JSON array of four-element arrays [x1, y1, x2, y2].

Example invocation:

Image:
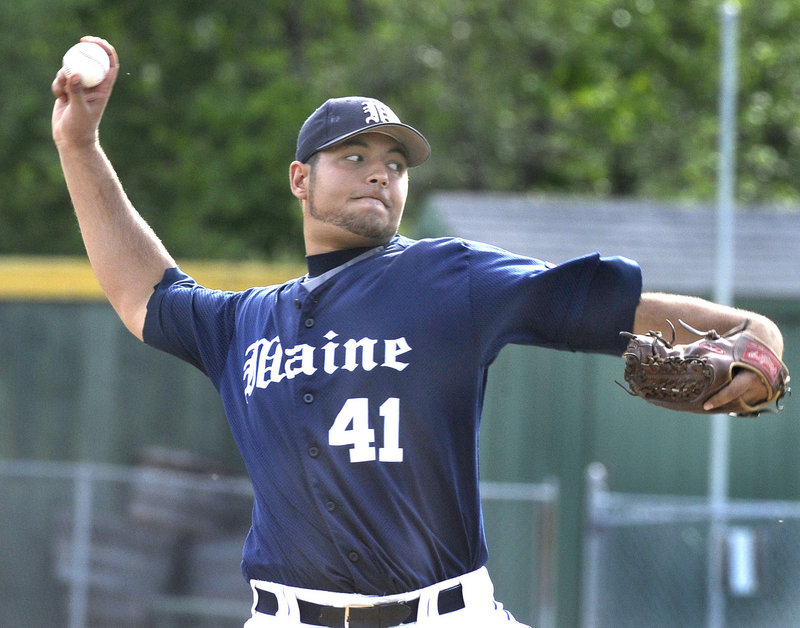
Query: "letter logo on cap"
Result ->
[[363, 100, 399, 125]]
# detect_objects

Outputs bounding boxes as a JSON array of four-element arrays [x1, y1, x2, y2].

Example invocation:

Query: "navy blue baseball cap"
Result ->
[[296, 97, 430, 167]]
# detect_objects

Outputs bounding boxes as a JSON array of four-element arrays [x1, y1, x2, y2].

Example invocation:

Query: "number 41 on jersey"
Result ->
[[328, 397, 403, 463]]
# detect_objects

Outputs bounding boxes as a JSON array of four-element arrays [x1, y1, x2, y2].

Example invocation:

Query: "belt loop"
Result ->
[[419, 581, 440, 622], [251, 581, 298, 620]]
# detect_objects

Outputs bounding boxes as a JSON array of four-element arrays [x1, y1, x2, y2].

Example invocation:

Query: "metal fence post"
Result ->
[[68, 462, 94, 628], [707, 4, 740, 627], [536, 477, 559, 628], [581, 463, 608, 628]]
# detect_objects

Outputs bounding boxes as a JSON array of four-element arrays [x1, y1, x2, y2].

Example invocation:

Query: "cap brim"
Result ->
[[315, 123, 431, 167]]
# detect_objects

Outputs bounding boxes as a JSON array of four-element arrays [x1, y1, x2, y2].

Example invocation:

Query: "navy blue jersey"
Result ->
[[143, 235, 641, 595]]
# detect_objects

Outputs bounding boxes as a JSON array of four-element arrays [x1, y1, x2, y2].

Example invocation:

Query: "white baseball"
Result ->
[[62, 42, 110, 88]]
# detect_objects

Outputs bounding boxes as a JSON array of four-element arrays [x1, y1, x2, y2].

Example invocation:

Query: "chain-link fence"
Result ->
[[582, 462, 800, 628], [0, 454, 558, 628]]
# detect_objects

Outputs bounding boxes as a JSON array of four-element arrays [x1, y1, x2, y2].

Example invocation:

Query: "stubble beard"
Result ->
[[307, 180, 398, 243]]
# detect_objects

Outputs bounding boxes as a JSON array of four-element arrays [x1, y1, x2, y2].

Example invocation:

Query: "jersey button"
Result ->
[[325, 500, 337, 512], [304, 318, 315, 328], [303, 393, 314, 404], [348, 551, 360, 563], [308, 446, 320, 458]]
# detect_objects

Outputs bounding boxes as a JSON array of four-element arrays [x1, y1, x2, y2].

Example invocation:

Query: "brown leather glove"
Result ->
[[619, 320, 790, 417]]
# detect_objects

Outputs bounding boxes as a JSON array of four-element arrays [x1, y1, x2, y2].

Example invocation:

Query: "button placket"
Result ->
[[296, 288, 361, 577]]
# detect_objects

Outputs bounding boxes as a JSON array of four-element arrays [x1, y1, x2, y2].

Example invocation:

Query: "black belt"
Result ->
[[256, 582, 465, 628]]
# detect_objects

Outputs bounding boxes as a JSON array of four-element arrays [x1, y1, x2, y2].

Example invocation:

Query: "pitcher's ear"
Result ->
[[289, 161, 310, 200]]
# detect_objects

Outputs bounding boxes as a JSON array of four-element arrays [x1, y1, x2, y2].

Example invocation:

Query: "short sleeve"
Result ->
[[465, 243, 642, 359], [143, 267, 240, 383]]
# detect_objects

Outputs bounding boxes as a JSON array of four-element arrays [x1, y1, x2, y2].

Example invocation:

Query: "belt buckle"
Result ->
[[344, 604, 370, 626]]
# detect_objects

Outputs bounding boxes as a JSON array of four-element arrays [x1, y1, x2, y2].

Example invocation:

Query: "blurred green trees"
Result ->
[[2, 0, 799, 259]]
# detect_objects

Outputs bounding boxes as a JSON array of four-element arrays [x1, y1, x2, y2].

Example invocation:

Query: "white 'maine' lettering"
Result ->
[[243, 330, 411, 399]]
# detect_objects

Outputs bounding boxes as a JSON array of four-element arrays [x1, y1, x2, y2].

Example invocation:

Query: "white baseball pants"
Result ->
[[244, 567, 531, 627]]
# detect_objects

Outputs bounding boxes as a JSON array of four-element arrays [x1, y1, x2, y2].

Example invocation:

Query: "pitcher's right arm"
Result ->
[[52, 37, 175, 340]]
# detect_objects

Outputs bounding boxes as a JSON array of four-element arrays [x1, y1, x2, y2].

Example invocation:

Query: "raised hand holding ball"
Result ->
[[62, 41, 110, 88]]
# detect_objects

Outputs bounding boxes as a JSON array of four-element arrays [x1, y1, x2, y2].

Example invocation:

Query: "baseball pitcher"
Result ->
[[52, 37, 786, 628]]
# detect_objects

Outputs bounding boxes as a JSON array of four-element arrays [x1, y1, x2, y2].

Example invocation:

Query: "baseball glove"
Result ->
[[618, 319, 790, 417]]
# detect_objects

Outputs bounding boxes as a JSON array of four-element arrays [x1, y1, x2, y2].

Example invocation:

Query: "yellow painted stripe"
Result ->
[[0, 257, 305, 301]]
